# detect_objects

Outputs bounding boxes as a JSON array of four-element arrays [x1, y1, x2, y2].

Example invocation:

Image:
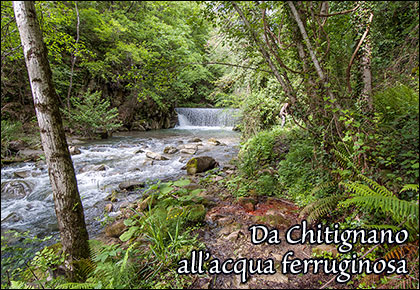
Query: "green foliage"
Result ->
[[369, 85, 419, 186], [240, 92, 286, 137], [373, 84, 419, 119], [300, 194, 346, 224], [62, 90, 121, 137], [238, 126, 288, 177], [340, 176, 419, 234], [1, 120, 22, 157], [1, 230, 55, 288]]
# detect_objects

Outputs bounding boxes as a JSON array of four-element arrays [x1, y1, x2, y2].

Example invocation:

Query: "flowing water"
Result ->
[[175, 107, 240, 129], [1, 108, 240, 239]]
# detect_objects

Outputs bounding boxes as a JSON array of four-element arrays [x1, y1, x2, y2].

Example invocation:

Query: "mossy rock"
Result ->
[[186, 156, 219, 175], [105, 220, 127, 238], [184, 204, 206, 222]]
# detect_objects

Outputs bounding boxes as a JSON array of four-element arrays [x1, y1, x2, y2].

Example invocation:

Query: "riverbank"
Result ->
[[91, 164, 345, 289]]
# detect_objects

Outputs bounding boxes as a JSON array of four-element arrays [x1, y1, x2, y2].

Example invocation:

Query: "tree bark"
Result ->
[[13, 1, 90, 273]]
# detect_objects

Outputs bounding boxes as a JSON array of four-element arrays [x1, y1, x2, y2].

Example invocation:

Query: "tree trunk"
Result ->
[[13, 1, 90, 274], [360, 18, 373, 111]]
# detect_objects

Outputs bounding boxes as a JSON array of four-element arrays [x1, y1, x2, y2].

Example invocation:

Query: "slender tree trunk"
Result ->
[[66, 1, 80, 111], [360, 13, 373, 111], [13, 1, 90, 274]]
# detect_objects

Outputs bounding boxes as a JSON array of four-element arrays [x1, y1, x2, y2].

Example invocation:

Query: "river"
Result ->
[[1, 108, 241, 239]]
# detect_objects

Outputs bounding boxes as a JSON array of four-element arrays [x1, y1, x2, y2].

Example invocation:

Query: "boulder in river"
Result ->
[[208, 138, 221, 146], [79, 164, 107, 173], [180, 148, 197, 155], [186, 156, 219, 175], [69, 146, 81, 155], [188, 137, 202, 143], [13, 171, 31, 179], [1, 180, 33, 199], [118, 180, 145, 191], [146, 151, 169, 160], [232, 125, 241, 132], [179, 144, 198, 154], [163, 146, 178, 154]]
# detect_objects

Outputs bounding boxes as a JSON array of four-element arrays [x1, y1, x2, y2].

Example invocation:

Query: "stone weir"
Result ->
[[175, 108, 240, 128]]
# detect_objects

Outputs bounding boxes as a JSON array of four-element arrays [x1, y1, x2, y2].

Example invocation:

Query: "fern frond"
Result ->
[[384, 241, 419, 262], [9, 281, 34, 289], [400, 184, 419, 193], [55, 282, 96, 289], [300, 194, 346, 223], [357, 174, 394, 197], [362, 224, 401, 232], [119, 242, 138, 273], [74, 258, 96, 281], [342, 181, 382, 197], [332, 148, 356, 170], [331, 142, 359, 173], [340, 195, 418, 232], [310, 181, 337, 195], [384, 246, 405, 261]]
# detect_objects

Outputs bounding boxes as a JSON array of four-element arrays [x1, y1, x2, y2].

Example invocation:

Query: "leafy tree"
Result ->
[[63, 90, 121, 137], [14, 1, 90, 278]]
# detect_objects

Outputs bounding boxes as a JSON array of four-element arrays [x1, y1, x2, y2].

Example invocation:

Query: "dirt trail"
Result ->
[[191, 186, 343, 289]]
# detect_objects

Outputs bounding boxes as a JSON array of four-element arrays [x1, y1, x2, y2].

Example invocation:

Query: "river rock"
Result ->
[[143, 159, 154, 166], [232, 125, 241, 132], [208, 138, 221, 146], [105, 220, 127, 238], [1, 180, 33, 199], [94, 164, 107, 171], [18, 149, 43, 160], [79, 164, 107, 173], [186, 156, 219, 175], [8, 140, 28, 153], [118, 180, 145, 191], [146, 151, 169, 160], [134, 149, 145, 154], [180, 148, 197, 155], [163, 146, 178, 154], [188, 137, 202, 143], [69, 146, 81, 155], [13, 171, 31, 179]]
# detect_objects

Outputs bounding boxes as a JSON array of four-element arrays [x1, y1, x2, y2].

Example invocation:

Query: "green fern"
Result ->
[[55, 282, 96, 289], [340, 178, 419, 234], [332, 142, 360, 174], [357, 174, 394, 197], [300, 194, 346, 223], [400, 184, 419, 193]]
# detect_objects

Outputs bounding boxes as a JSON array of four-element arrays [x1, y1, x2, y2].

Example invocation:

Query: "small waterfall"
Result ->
[[175, 108, 240, 129]]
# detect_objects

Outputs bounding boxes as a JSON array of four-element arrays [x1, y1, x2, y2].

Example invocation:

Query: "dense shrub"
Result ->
[[62, 90, 122, 137], [1, 120, 22, 158]]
